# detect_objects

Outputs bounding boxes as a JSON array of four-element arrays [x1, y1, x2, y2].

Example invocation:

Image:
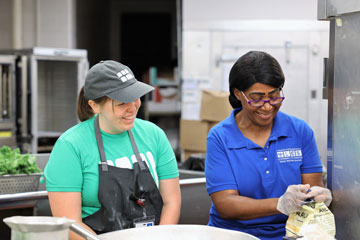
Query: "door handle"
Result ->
[[322, 57, 329, 100]]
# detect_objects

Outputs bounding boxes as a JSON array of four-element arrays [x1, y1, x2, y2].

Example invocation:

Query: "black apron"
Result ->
[[83, 116, 163, 234]]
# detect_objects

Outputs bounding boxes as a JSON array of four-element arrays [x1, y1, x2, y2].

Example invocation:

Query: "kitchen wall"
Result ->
[[0, 0, 75, 50], [181, 0, 330, 167], [0, 0, 14, 50], [183, 0, 318, 21]]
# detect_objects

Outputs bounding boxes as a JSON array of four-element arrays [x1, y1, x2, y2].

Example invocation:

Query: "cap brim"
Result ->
[[106, 81, 154, 103]]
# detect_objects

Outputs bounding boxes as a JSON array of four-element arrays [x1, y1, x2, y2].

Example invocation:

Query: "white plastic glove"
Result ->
[[277, 184, 310, 215], [305, 186, 332, 207]]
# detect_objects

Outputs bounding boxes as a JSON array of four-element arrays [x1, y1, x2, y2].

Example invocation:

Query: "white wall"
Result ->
[[0, 0, 14, 49], [22, 0, 37, 48], [36, 0, 76, 48], [183, 0, 318, 21], [0, 0, 76, 50]]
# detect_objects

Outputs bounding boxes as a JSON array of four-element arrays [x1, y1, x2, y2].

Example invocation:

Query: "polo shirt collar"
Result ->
[[223, 109, 291, 149]]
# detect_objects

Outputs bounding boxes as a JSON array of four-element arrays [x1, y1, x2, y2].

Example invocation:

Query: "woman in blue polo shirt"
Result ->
[[205, 51, 332, 240]]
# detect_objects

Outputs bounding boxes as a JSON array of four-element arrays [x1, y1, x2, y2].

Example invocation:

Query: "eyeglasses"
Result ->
[[241, 89, 285, 107]]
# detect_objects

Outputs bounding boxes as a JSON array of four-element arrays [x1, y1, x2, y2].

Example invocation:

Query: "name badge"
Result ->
[[133, 215, 155, 228]]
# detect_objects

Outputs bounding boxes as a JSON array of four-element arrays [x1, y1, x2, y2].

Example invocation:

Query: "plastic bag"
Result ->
[[285, 202, 336, 239]]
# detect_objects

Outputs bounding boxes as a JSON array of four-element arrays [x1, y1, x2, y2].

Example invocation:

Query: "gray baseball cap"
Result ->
[[84, 60, 154, 103]]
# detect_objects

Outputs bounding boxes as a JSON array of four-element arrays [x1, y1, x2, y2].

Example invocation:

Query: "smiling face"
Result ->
[[89, 98, 141, 134], [234, 83, 283, 128]]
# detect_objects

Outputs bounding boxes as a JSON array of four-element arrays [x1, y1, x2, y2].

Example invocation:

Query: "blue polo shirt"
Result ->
[[205, 109, 323, 240]]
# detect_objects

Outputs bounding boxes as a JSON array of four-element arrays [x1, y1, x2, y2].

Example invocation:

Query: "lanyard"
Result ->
[[94, 115, 146, 171]]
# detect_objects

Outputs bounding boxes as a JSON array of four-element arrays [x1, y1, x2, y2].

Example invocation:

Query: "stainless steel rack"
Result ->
[[0, 47, 88, 153]]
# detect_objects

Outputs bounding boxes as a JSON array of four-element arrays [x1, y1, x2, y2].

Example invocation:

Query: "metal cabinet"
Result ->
[[0, 56, 17, 148], [0, 47, 88, 153]]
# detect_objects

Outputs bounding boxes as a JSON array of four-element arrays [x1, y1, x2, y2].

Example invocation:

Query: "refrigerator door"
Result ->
[[327, 12, 360, 239]]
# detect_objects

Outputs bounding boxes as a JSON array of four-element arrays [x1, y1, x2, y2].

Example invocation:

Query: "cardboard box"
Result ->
[[180, 119, 210, 152], [180, 119, 219, 152], [200, 89, 233, 122]]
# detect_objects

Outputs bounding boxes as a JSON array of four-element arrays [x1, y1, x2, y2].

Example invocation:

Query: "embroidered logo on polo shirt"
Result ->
[[277, 148, 302, 163], [116, 69, 134, 82]]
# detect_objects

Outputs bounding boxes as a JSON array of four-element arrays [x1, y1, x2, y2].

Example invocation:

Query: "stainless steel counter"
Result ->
[[0, 171, 210, 224], [0, 153, 211, 225], [0, 191, 48, 210]]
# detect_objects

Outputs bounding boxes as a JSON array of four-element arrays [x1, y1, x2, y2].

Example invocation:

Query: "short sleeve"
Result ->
[[154, 129, 179, 180], [205, 130, 238, 195], [300, 122, 323, 173], [45, 138, 84, 192]]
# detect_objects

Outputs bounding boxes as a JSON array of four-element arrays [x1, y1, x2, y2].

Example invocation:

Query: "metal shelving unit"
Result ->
[[143, 66, 181, 155]]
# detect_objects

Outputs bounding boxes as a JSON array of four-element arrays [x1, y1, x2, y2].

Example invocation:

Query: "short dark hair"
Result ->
[[228, 51, 285, 108]]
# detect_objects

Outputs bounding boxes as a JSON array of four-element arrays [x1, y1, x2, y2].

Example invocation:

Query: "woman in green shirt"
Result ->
[[45, 60, 181, 240]]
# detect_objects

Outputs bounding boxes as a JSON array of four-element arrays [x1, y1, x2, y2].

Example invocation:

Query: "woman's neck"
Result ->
[[235, 111, 273, 148]]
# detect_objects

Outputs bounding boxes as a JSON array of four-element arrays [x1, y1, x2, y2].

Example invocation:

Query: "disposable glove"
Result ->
[[305, 186, 332, 206], [276, 184, 310, 215]]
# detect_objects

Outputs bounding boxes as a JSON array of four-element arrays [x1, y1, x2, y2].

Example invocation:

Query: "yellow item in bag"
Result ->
[[285, 202, 336, 239]]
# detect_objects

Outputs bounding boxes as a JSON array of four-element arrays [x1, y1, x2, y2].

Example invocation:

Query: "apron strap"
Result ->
[[128, 130, 146, 171], [94, 115, 147, 172], [94, 115, 108, 172]]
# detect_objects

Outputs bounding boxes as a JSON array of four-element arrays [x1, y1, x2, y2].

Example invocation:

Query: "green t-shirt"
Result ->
[[44, 116, 179, 218]]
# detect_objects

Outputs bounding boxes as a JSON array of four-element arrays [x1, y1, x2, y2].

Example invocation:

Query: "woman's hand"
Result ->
[[306, 186, 332, 206], [276, 184, 310, 215]]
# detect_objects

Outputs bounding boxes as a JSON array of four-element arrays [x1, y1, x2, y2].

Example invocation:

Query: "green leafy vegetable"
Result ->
[[0, 146, 41, 175]]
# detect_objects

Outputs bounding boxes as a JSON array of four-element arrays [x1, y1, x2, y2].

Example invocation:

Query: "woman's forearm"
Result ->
[[211, 190, 280, 220], [159, 201, 181, 225], [158, 177, 181, 224]]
